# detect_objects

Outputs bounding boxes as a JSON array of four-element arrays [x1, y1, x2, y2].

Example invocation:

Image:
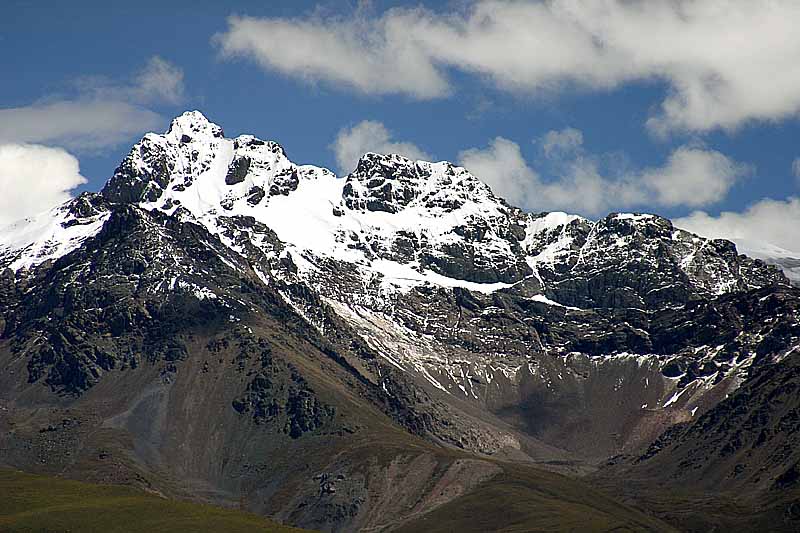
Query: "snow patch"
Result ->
[[0, 203, 110, 272]]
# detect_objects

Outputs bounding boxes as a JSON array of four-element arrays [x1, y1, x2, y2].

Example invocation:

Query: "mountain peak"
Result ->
[[166, 110, 224, 141]]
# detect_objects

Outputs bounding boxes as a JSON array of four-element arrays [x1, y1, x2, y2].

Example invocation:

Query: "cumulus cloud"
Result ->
[[458, 137, 547, 208], [0, 56, 184, 150], [215, 1, 800, 133], [540, 128, 583, 158], [459, 136, 643, 214], [458, 129, 745, 215], [332, 120, 431, 173], [640, 147, 750, 208], [215, 13, 448, 99], [674, 197, 800, 256], [0, 144, 88, 225]]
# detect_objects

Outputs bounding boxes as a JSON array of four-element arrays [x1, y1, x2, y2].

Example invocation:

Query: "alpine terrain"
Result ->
[[1, 111, 799, 532]]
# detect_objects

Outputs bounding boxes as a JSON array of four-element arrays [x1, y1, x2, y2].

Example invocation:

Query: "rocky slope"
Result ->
[[734, 239, 800, 286], [1, 111, 798, 531]]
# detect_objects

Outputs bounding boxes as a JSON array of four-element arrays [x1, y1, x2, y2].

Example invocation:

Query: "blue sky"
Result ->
[[2, 0, 800, 252]]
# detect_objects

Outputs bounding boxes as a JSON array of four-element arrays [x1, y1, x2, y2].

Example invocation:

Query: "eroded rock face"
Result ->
[[230, 337, 336, 438], [225, 155, 251, 186], [338, 152, 534, 283], [342, 153, 427, 214], [5, 206, 250, 394], [102, 137, 176, 204], [600, 349, 800, 531], [527, 213, 786, 309]]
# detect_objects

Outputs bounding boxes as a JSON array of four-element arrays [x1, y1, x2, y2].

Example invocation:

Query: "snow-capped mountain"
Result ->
[[1, 111, 799, 531], [4, 111, 785, 298], [1, 110, 794, 441]]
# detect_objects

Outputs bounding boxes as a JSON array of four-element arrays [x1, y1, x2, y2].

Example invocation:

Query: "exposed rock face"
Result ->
[[0, 111, 798, 531], [527, 212, 785, 309], [4, 205, 251, 395], [230, 338, 337, 438], [225, 155, 251, 186], [636, 351, 800, 485]]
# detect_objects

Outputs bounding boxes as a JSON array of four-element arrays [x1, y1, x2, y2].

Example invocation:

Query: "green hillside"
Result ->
[[0, 469, 307, 533]]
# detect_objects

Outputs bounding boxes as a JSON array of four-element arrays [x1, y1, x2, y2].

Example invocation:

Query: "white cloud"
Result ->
[[674, 197, 800, 256], [215, 1, 800, 133], [0, 57, 185, 225], [460, 136, 646, 215], [215, 14, 449, 99], [130, 56, 185, 105], [640, 147, 749, 208], [458, 137, 546, 208], [332, 120, 431, 173], [0, 56, 184, 150], [458, 131, 744, 215], [540, 128, 583, 158], [0, 144, 88, 225], [78, 56, 185, 105], [0, 101, 161, 151]]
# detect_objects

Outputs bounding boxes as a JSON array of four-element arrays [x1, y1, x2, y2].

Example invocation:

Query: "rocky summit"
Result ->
[[1, 111, 799, 531]]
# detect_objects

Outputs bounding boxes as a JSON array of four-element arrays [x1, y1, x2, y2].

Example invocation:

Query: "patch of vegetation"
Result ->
[[0, 469, 306, 533], [396, 468, 676, 533]]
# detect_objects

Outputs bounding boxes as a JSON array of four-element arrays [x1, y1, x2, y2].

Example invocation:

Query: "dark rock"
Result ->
[[226, 155, 251, 185]]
